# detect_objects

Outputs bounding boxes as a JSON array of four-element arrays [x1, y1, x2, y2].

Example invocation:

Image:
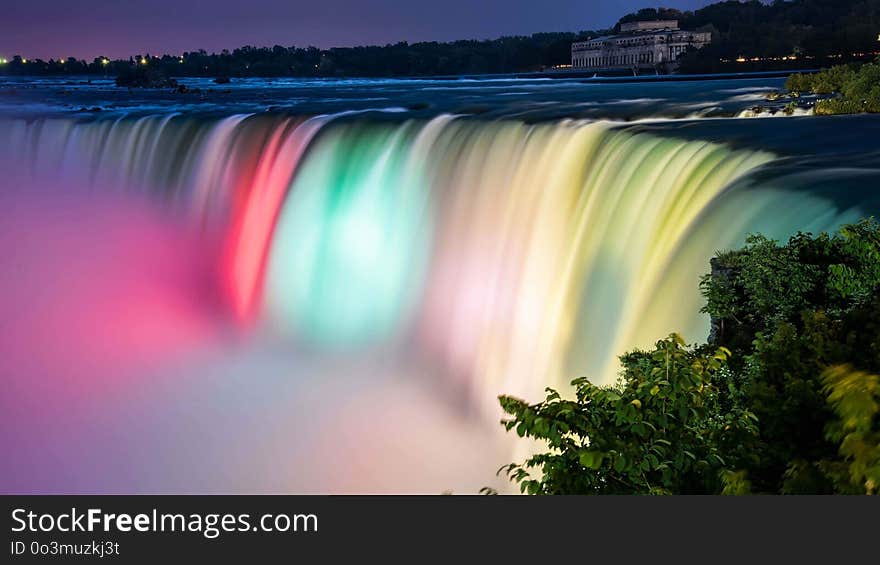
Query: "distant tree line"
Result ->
[[0, 33, 606, 79], [669, 0, 880, 73], [2, 0, 880, 78]]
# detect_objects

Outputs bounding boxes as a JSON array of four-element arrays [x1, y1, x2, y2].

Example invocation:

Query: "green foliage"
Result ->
[[789, 62, 880, 114], [497, 219, 880, 494], [676, 0, 880, 74], [785, 73, 815, 94], [700, 218, 880, 347], [839, 62, 880, 110], [497, 334, 758, 495], [702, 218, 880, 493], [815, 97, 872, 115], [822, 365, 880, 494], [785, 65, 859, 96], [811, 65, 859, 95], [720, 469, 752, 495], [741, 310, 867, 492]]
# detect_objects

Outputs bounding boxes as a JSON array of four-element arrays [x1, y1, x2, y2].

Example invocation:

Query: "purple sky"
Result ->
[[1, 1, 712, 60]]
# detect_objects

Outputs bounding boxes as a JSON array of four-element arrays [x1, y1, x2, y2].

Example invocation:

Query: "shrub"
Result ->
[[785, 72, 814, 94], [789, 62, 880, 114], [821, 364, 880, 494], [497, 334, 758, 495]]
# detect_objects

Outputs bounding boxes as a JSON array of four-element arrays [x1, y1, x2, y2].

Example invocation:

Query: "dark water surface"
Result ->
[[0, 74, 792, 119]]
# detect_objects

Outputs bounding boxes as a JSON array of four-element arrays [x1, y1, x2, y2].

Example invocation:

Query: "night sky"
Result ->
[[2, 1, 713, 60]]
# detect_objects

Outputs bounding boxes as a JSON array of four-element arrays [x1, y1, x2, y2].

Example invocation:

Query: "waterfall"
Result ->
[[0, 113, 868, 413]]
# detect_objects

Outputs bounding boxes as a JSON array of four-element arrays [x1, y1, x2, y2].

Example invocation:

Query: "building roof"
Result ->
[[574, 28, 709, 49], [619, 20, 679, 33]]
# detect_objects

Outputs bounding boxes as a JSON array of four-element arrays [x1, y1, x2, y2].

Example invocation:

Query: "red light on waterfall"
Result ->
[[222, 119, 303, 325]]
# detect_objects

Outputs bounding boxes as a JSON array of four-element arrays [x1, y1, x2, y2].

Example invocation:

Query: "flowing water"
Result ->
[[1, 75, 879, 492]]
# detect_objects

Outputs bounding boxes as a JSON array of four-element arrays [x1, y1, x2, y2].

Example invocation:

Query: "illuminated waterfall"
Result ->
[[0, 113, 867, 413]]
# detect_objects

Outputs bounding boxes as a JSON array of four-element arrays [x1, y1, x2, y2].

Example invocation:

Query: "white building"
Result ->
[[571, 20, 711, 72]]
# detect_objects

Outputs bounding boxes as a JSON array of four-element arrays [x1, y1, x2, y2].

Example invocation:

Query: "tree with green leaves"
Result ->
[[701, 219, 880, 493], [821, 364, 880, 494], [496, 219, 880, 494], [785, 62, 880, 114], [496, 334, 758, 494]]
